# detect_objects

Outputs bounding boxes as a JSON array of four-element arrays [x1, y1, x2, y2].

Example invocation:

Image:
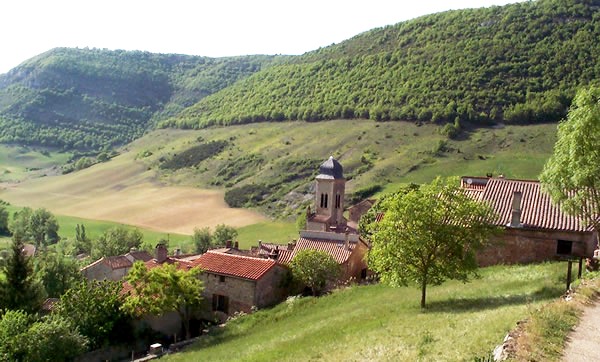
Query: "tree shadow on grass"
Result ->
[[423, 285, 564, 314]]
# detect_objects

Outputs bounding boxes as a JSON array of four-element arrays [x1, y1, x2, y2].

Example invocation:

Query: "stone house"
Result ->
[[191, 251, 288, 318], [461, 176, 598, 266], [81, 249, 152, 281]]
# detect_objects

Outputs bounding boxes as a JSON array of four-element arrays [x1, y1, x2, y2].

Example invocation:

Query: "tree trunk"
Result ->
[[179, 310, 191, 340], [420, 278, 427, 309]]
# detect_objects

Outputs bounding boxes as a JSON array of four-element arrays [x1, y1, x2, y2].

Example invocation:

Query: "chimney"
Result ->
[[129, 247, 137, 253], [510, 191, 522, 227], [174, 248, 181, 256], [225, 240, 232, 248], [287, 242, 295, 251], [345, 230, 350, 250], [234, 241, 239, 250], [155, 243, 168, 263]]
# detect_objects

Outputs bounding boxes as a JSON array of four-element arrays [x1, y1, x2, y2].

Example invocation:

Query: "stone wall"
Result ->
[[477, 228, 597, 267], [201, 273, 256, 314], [255, 265, 288, 308]]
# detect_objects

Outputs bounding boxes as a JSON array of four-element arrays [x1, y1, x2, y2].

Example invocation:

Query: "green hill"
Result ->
[[165, 262, 565, 361], [135, 120, 556, 217], [165, 0, 600, 129], [0, 48, 279, 151]]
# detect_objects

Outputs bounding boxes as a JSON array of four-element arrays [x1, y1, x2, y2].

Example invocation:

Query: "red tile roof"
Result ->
[[191, 251, 278, 280], [290, 237, 356, 265], [462, 177, 592, 232]]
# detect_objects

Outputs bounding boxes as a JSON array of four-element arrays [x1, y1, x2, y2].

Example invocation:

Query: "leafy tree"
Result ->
[[34, 251, 82, 298], [54, 280, 131, 350], [290, 249, 340, 296], [8, 207, 59, 247], [28, 208, 60, 247], [367, 177, 498, 308], [192, 227, 212, 253], [9, 207, 33, 243], [123, 262, 203, 340], [25, 314, 88, 361], [91, 226, 143, 258], [0, 238, 45, 312], [212, 224, 238, 247], [0, 309, 31, 361], [0, 204, 9, 236], [540, 86, 600, 233]]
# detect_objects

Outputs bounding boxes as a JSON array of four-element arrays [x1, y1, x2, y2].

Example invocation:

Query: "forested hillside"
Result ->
[[0, 48, 279, 151], [165, 0, 600, 129]]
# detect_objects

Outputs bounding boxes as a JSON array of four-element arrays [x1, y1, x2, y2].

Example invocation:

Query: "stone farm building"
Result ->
[[461, 176, 598, 266], [191, 251, 288, 317], [81, 249, 152, 281]]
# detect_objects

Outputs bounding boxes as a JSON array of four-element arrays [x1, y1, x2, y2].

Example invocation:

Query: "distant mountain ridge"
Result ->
[[164, 0, 600, 129], [0, 48, 280, 151], [1, 0, 599, 153]]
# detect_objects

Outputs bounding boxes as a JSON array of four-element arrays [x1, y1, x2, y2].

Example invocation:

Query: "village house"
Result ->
[[461, 176, 598, 266], [191, 251, 288, 319], [81, 249, 152, 281]]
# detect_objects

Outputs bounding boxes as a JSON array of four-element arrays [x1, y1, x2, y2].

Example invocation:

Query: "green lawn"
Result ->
[[166, 262, 566, 361]]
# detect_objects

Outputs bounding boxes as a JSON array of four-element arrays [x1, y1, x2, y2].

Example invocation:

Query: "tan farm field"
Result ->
[[0, 149, 265, 235]]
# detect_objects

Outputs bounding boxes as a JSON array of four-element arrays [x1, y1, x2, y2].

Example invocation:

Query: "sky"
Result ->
[[0, 0, 524, 74]]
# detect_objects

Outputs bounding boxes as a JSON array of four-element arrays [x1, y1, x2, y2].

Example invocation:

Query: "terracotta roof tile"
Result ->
[[191, 251, 277, 280], [105, 255, 134, 270], [464, 177, 592, 232], [291, 237, 355, 264]]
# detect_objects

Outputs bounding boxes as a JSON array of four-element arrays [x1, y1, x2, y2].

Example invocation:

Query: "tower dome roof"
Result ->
[[317, 156, 344, 180]]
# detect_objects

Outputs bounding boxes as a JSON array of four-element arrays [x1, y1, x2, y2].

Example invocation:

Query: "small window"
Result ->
[[557, 240, 573, 255], [212, 294, 229, 313], [219, 275, 225, 283]]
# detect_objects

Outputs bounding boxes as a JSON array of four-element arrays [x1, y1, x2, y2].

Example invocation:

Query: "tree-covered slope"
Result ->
[[165, 0, 600, 129], [0, 48, 279, 151]]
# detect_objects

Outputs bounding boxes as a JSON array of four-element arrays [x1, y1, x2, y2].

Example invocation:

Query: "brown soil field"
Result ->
[[0, 152, 266, 235]]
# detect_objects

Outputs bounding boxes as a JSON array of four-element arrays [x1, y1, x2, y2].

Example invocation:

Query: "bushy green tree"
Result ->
[[91, 226, 143, 258], [123, 262, 203, 340], [9, 207, 59, 247], [0, 309, 31, 361], [290, 249, 340, 296], [540, 86, 600, 233], [367, 177, 499, 308], [212, 224, 238, 247], [192, 227, 212, 253], [54, 280, 131, 350], [34, 251, 82, 298], [25, 314, 88, 361], [0, 311, 87, 361]]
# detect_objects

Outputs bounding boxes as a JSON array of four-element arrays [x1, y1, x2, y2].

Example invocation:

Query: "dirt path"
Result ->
[[561, 300, 600, 361]]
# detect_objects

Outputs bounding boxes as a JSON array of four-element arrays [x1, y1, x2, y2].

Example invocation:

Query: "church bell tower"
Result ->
[[314, 156, 346, 227]]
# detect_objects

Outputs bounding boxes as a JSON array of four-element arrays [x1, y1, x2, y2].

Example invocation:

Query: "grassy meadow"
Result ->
[[0, 201, 295, 253], [166, 262, 567, 361]]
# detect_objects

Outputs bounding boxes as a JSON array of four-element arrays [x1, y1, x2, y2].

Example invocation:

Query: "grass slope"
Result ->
[[136, 120, 556, 216], [167, 263, 566, 361], [0, 120, 555, 248]]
